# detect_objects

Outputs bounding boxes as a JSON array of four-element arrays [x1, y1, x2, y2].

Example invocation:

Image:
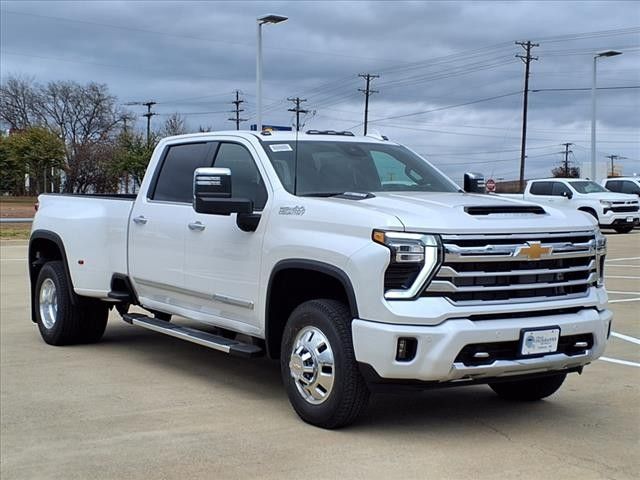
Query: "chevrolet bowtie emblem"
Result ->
[[515, 241, 552, 260]]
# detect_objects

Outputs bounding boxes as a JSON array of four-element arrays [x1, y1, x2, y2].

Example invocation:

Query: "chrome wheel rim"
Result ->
[[289, 326, 335, 405], [39, 278, 58, 329]]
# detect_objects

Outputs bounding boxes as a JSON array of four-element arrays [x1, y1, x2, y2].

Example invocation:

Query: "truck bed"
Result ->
[[32, 194, 136, 298]]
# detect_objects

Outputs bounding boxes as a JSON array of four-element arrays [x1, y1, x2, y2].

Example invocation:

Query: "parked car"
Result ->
[[602, 177, 640, 197], [29, 131, 612, 428], [518, 178, 639, 234]]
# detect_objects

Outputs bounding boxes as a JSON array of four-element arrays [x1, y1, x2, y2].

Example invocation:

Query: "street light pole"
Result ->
[[256, 14, 288, 132], [590, 50, 622, 181]]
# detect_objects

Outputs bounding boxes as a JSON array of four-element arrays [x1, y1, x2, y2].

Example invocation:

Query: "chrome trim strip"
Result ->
[[437, 260, 596, 278], [440, 231, 595, 241], [429, 272, 597, 293], [444, 249, 595, 262], [133, 277, 211, 300], [443, 291, 591, 306], [212, 294, 254, 310]]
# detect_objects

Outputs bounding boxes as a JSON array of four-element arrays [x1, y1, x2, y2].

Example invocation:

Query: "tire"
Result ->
[[489, 373, 566, 401], [613, 225, 634, 234], [35, 261, 109, 345], [281, 299, 370, 429]]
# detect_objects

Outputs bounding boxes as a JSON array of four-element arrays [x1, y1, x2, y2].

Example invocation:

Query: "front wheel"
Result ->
[[489, 373, 566, 401], [35, 261, 109, 345], [613, 225, 634, 234], [281, 299, 369, 429]]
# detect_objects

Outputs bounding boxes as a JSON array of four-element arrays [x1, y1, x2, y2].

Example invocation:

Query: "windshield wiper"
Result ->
[[300, 191, 374, 199]]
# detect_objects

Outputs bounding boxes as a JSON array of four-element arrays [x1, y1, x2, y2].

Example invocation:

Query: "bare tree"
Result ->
[[0, 75, 40, 129], [162, 112, 187, 136]]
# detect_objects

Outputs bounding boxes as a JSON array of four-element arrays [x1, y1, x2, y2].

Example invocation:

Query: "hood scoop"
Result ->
[[465, 205, 546, 216]]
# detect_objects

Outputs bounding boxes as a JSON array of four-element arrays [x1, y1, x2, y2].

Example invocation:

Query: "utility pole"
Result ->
[[142, 101, 157, 147], [516, 41, 539, 192], [126, 101, 156, 146], [287, 97, 309, 132], [358, 73, 379, 135], [228, 90, 247, 130], [562, 142, 573, 177], [606, 154, 627, 177]]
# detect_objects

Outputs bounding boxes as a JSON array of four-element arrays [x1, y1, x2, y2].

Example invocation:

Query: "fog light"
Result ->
[[396, 337, 417, 362]]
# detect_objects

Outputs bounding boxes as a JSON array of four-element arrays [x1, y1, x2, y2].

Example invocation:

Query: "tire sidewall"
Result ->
[[35, 262, 70, 345], [281, 303, 353, 425]]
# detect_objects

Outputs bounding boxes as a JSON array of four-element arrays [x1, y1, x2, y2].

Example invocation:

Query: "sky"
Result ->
[[1, 0, 639, 183]]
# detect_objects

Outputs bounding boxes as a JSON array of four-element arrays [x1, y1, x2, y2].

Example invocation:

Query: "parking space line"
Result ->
[[0, 258, 27, 262], [611, 332, 640, 345], [609, 298, 640, 303], [606, 265, 640, 268], [606, 257, 640, 262], [605, 275, 640, 279], [599, 357, 640, 368], [607, 290, 640, 295]]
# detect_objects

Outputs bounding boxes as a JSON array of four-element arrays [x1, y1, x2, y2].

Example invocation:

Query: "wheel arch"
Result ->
[[265, 259, 359, 359], [29, 230, 77, 322]]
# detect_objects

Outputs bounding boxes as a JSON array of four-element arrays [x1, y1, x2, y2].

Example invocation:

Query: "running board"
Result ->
[[122, 313, 263, 358]]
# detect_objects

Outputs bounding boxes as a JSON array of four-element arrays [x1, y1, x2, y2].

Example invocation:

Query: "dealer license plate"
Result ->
[[520, 327, 560, 356]]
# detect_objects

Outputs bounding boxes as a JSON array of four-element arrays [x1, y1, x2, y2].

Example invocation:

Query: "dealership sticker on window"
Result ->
[[269, 144, 293, 152]]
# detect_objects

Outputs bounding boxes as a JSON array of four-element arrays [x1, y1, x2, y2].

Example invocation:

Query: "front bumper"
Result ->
[[599, 210, 639, 227], [352, 307, 612, 383]]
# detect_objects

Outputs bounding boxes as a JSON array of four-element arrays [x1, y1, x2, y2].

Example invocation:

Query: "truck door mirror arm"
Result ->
[[193, 168, 259, 231]]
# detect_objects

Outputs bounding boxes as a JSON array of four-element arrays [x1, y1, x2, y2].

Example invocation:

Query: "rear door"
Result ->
[[129, 141, 216, 306], [527, 181, 555, 204], [184, 138, 270, 331]]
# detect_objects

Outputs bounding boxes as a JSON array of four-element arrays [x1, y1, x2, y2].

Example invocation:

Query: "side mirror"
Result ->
[[562, 190, 573, 200], [463, 172, 485, 193], [193, 167, 253, 215]]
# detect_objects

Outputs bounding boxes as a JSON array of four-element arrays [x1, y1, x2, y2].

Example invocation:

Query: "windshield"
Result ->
[[569, 181, 608, 194], [262, 140, 459, 196]]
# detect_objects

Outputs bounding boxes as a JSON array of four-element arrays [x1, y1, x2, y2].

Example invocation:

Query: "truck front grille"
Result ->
[[610, 205, 639, 213], [422, 231, 597, 305]]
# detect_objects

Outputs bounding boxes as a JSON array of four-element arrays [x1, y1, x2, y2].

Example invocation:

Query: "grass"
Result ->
[[0, 223, 31, 240]]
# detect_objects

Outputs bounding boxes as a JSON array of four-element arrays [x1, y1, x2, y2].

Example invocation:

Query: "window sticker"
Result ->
[[269, 144, 293, 152]]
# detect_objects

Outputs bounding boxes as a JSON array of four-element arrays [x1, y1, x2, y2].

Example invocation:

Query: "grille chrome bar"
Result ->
[[429, 272, 597, 293], [437, 260, 595, 278]]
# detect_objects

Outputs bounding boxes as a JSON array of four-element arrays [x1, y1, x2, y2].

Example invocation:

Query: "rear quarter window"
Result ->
[[529, 182, 553, 195]]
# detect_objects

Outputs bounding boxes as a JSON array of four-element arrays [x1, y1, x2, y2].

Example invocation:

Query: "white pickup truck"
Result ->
[[30, 130, 612, 428], [519, 178, 640, 234]]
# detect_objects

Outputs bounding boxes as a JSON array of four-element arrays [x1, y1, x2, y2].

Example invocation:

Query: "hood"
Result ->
[[580, 191, 638, 202], [322, 192, 596, 234]]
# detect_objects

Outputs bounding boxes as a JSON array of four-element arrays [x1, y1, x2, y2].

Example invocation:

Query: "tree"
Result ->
[[0, 75, 40, 129], [111, 130, 155, 191], [162, 113, 187, 136], [551, 165, 580, 178], [3, 127, 65, 195]]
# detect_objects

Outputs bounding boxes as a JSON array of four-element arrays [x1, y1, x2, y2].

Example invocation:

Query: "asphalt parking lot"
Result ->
[[1, 232, 638, 480]]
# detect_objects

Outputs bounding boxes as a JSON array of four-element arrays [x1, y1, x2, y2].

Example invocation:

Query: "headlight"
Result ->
[[599, 200, 612, 208], [595, 229, 607, 287], [373, 230, 442, 300]]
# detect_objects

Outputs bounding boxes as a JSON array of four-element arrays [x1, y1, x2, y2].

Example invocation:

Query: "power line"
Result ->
[[358, 73, 379, 135], [515, 40, 539, 192]]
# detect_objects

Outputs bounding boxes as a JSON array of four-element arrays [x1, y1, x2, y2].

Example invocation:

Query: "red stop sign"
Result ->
[[486, 178, 496, 192]]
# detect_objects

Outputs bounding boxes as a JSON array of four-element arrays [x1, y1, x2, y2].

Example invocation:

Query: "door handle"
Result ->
[[133, 215, 148, 225], [188, 221, 206, 231]]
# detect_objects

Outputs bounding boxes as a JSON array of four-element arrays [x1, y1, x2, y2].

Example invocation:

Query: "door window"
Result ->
[[529, 182, 553, 195], [151, 142, 215, 203], [214, 143, 268, 210], [551, 182, 572, 197], [621, 181, 640, 195]]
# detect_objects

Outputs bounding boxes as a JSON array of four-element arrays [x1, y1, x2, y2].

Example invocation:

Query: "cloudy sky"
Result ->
[[1, 0, 639, 182]]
